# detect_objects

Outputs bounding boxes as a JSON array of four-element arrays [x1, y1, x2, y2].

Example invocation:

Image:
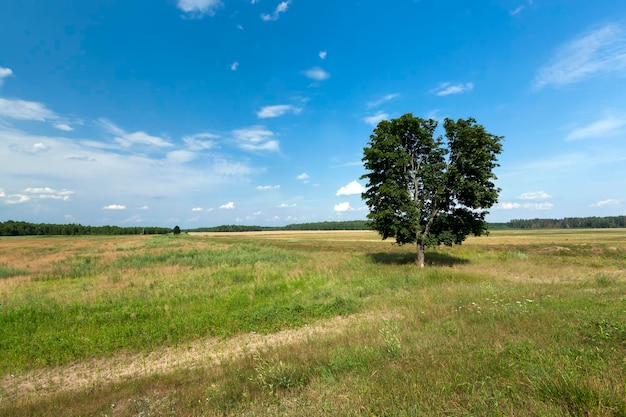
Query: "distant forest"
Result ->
[[186, 220, 370, 233], [501, 216, 626, 229], [0, 221, 171, 236], [1, 216, 624, 236]]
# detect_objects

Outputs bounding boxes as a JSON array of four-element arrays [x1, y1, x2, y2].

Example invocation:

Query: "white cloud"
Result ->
[[231, 126, 279, 152], [103, 204, 126, 210], [220, 201, 235, 209], [363, 111, 389, 126], [177, 0, 222, 17], [182, 133, 217, 150], [0, 98, 56, 121], [334, 202, 351, 212], [5, 194, 30, 204], [277, 203, 296, 208], [533, 23, 626, 89], [100, 119, 173, 148], [230, 61, 239, 71], [591, 199, 620, 207], [261, 0, 291, 21], [303, 67, 330, 81], [510, 5, 525, 16], [500, 202, 521, 210], [520, 191, 552, 200], [54, 123, 73, 132], [336, 180, 364, 196], [191, 207, 203, 211], [498, 201, 553, 210], [138, 206, 149, 210], [531, 202, 554, 210], [166, 149, 196, 164], [257, 104, 302, 119], [0, 67, 13, 87], [32, 142, 49, 152], [367, 93, 399, 108], [23, 187, 74, 201], [256, 185, 280, 191], [565, 114, 626, 141], [296, 173, 309, 183], [319, 50, 327, 60], [0, 190, 5, 198], [433, 82, 474, 96]]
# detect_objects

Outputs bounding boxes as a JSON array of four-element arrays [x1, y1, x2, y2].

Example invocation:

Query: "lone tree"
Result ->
[[173, 225, 181, 235], [361, 113, 503, 267]]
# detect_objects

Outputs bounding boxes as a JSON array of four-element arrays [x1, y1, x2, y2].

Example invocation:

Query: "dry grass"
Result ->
[[1, 229, 625, 416]]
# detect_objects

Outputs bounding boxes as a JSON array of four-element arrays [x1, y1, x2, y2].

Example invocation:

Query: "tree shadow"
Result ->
[[369, 251, 469, 267]]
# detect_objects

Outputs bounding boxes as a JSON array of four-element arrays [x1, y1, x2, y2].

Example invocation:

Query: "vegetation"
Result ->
[[0, 220, 171, 236], [186, 220, 370, 233], [362, 113, 503, 266], [508, 215, 626, 229], [0, 229, 624, 416]]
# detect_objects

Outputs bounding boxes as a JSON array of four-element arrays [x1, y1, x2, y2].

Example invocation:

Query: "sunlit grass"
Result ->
[[0, 230, 625, 416]]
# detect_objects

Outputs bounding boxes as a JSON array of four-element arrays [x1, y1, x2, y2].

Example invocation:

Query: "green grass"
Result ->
[[0, 230, 625, 416]]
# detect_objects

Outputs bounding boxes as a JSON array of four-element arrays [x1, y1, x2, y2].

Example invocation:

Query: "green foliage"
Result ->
[[507, 215, 626, 229], [0, 220, 170, 236], [361, 113, 502, 265]]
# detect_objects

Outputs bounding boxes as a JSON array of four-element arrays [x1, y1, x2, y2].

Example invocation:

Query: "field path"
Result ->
[[1, 312, 384, 403]]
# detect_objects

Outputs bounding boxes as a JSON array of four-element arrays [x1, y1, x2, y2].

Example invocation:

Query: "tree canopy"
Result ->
[[361, 113, 503, 267]]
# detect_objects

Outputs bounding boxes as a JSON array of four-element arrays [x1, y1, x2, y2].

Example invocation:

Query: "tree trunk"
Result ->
[[416, 242, 425, 268]]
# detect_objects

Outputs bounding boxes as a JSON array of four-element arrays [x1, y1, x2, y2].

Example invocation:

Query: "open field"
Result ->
[[1, 229, 625, 416]]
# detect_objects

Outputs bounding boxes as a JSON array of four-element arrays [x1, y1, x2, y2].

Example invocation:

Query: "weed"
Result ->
[[253, 354, 309, 394]]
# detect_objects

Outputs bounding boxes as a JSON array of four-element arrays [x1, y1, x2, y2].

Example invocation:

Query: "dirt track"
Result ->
[[1, 312, 385, 403]]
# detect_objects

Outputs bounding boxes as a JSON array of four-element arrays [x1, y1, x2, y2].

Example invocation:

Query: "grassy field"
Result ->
[[0, 229, 624, 416]]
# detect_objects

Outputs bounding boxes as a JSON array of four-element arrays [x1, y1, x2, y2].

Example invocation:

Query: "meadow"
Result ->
[[0, 229, 624, 416]]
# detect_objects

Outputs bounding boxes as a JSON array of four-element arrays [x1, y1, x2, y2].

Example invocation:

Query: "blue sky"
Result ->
[[1, 0, 625, 227]]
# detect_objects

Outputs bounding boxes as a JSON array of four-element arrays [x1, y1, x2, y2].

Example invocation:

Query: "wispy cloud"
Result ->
[[433, 82, 474, 96], [177, 0, 222, 18], [565, 114, 626, 141], [261, 0, 291, 21], [220, 201, 235, 209], [498, 202, 554, 210], [533, 23, 626, 90], [103, 204, 126, 210], [336, 180, 364, 196], [319, 50, 327, 60], [363, 111, 389, 126], [100, 119, 173, 148], [303, 67, 330, 81], [257, 104, 302, 119], [591, 198, 620, 207], [4, 194, 31, 204], [24, 187, 74, 201], [230, 61, 239, 71], [520, 191, 552, 200], [256, 185, 280, 191], [182, 132, 217, 150], [0, 67, 13, 87], [510, 1, 533, 17], [0, 98, 56, 121], [367, 93, 399, 108], [231, 126, 279, 152], [296, 173, 309, 183], [54, 123, 73, 132]]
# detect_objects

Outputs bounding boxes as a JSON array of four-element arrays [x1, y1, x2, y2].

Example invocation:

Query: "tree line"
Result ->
[[186, 220, 370, 233], [0, 221, 171, 236], [505, 216, 626, 229]]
